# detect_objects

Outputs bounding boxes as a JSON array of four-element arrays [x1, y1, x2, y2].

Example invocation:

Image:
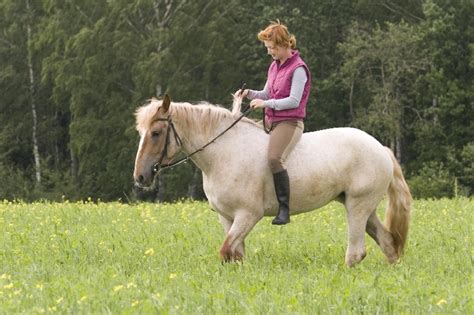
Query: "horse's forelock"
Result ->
[[135, 99, 162, 132]]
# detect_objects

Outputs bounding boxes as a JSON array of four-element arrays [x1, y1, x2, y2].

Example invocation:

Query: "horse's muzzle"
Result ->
[[134, 172, 153, 188], [135, 174, 146, 186]]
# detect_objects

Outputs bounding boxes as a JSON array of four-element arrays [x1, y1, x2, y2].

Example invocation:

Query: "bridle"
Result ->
[[153, 116, 183, 173], [152, 102, 253, 175]]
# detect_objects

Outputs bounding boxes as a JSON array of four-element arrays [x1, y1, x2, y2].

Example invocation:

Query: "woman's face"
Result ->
[[264, 40, 284, 60]]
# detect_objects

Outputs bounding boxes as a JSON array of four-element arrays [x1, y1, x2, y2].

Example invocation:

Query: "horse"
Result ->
[[133, 93, 412, 267]]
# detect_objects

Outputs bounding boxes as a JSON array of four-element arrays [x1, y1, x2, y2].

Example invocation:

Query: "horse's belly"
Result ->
[[202, 148, 347, 218], [259, 164, 344, 217], [202, 172, 266, 218]]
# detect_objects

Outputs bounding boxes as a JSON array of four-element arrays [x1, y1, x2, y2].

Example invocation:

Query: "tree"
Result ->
[[0, 0, 47, 197], [0, 0, 471, 200], [338, 21, 429, 160], [407, 0, 473, 193]]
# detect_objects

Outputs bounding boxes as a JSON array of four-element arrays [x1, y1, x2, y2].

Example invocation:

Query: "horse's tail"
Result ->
[[384, 147, 412, 258]]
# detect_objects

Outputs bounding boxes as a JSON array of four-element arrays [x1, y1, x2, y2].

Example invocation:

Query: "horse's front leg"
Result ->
[[218, 214, 245, 259], [219, 211, 261, 262], [218, 214, 238, 250]]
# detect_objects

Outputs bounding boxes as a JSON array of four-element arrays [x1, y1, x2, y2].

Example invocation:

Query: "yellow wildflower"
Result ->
[[0, 274, 10, 280], [78, 295, 88, 304], [436, 299, 447, 306], [4, 283, 14, 289], [169, 273, 177, 279], [113, 285, 124, 292], [145, 248, 155, 256]]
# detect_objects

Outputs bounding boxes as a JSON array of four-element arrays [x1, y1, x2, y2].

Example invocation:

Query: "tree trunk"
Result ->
[[187, 167, 202, 200], [349, 77, 355, 122], [396, 134, 402, 161], [54, 110, 59, 170], [155, 176, 165, 202], [26, 0, 41, 185], [432, 97, 438, 123], [70, 147, 77, 180]]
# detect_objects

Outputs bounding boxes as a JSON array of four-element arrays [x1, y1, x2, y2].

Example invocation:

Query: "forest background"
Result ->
[[0, 0, 472, 202]]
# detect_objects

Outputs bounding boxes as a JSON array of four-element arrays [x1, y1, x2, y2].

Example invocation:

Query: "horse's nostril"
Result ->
[[138, 175, 144, 184]]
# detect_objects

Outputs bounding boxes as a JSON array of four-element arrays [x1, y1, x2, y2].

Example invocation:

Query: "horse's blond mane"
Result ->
[[135, 98, 261, 135]]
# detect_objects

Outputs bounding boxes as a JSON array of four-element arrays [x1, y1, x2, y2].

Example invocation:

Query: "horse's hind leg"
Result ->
[[344, 197, 379, 267], [366, 211, 398, 263]]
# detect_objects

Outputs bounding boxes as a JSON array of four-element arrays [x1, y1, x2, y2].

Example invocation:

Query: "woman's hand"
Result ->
[[250, 99, 265, 109], [235, 89, 249, 98]]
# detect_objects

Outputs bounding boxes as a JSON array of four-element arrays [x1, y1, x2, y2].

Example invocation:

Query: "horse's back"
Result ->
[[291, 127, 390, 170], [300, 127, 384, 151]]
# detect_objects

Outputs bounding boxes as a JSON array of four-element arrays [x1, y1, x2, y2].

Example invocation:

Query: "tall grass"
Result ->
[[1, 198, 472, 313]]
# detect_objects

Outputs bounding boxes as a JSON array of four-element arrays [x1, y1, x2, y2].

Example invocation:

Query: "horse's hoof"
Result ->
[[345, 251, 367, 267], [220, 254, 243, 264], [386, 255, 399, 264]]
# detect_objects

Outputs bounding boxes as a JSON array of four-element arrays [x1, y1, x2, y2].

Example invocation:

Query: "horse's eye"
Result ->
[[151, 131, 160, 138]]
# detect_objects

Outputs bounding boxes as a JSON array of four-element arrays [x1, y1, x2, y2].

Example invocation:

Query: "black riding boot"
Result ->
[[271, 170, 291, 225]]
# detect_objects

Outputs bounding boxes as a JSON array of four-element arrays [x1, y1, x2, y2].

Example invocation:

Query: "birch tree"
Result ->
[[25, 0, 41, 184]]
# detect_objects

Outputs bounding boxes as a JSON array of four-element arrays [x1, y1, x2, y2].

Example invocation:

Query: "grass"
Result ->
[[0, 198, 472, 314]]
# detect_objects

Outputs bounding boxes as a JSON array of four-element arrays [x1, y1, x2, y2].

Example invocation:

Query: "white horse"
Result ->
[[133, 94, 412, 267]]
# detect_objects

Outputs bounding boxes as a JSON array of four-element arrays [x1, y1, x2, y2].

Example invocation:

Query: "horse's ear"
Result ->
[[162, 94, 171, 113]]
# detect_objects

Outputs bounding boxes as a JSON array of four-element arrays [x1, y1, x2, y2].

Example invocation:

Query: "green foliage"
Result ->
[[408, 161, 455, 198], [459, 143, 474, 194], [338, 21, 429, 145], [1, 199, 472, 312], [0, 0, 472, 200], [0, 164, 30, 200]]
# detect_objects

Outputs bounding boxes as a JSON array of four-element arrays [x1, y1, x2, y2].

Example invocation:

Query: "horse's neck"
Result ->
[[171, 105, 262, 173]]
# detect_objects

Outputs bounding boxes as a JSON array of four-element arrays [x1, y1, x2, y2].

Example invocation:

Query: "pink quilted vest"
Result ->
[[265, 50, 311, 124]]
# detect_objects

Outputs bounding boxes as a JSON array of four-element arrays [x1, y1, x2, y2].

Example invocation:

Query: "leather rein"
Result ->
[[152, 105, 253, 175]]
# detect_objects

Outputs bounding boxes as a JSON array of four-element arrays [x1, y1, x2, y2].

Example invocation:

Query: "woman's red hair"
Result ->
[[257, 20, 296, 49]]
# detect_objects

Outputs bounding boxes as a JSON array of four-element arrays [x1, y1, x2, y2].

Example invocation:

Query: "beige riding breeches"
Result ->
[[267, 120, 304, 173]]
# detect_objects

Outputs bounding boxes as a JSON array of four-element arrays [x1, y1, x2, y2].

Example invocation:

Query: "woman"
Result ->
[[237, 20, 312, 225]]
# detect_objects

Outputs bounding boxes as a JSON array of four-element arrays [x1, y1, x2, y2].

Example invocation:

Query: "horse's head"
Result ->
[[133, 94, 181, 187]]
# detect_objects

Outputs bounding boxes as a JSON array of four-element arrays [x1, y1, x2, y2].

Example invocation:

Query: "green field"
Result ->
[[1, 198, 472, 313]]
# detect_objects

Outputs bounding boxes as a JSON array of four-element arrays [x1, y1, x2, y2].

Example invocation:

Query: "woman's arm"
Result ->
[[263, 67, 307, 110], [247, 82, 270, 100]]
